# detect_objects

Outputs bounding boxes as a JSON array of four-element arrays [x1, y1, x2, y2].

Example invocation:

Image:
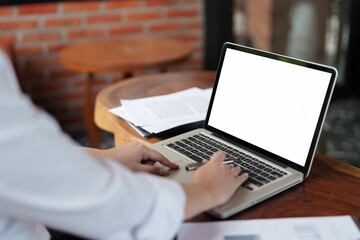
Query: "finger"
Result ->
[[230, 166, 241, 176], [141, 160, 155, 165], [210, 151, 226, 163], [237, 172, 249, 184], [142, 147, 179, 169], [138, 164, 167, 176], [228, 163, 235, 168]]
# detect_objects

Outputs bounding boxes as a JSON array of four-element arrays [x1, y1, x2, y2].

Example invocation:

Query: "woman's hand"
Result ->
[[191, 151, 248, 206], [82, 143, 178, 176], [192, 152, 248, 205], [182, 151, 248, 219]]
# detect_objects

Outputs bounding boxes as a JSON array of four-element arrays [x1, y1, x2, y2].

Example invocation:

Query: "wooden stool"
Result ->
[[60, 37, 191, 147]]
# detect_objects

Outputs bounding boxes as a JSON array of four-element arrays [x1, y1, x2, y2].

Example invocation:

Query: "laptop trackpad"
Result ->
[[156, 160, 193, 184]]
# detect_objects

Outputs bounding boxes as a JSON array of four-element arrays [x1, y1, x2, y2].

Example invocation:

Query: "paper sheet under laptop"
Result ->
[[178, 215, 360, 240], [109, 87, 212, 133]]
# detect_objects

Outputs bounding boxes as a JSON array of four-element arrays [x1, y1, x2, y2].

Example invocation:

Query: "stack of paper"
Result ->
[[109, 87, 212, 138]]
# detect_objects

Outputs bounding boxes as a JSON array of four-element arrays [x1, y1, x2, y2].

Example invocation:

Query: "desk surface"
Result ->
[[59, 37, 191, 73], [94, 71, 360, 220]]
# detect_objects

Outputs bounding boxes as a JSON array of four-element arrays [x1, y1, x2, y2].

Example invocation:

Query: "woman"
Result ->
[[0, 49, 248, 240]]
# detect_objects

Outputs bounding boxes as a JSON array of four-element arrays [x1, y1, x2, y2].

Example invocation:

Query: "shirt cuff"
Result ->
[[134, 173, 185, 240]]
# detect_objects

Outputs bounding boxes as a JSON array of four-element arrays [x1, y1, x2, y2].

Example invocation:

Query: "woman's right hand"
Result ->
[[191, 151, 249, 207], [182, 151, 248, 220]]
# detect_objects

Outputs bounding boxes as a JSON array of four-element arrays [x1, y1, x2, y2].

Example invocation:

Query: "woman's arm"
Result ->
[[82, 143, 179, 175], [83, 146, 248, 220]]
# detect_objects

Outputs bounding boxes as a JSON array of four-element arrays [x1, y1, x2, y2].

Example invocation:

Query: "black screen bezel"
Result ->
[[204, 42, 337, 176]]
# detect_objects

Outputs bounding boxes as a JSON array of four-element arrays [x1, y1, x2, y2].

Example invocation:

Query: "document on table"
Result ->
[[178, 215, 360, 240], [109, 87, 212, 134], [120, 87, 210, 126]]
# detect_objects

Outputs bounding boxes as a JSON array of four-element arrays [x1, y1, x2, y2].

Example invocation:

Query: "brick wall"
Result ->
[[0, 0, 204, 134], [246, 0, 273, 51]]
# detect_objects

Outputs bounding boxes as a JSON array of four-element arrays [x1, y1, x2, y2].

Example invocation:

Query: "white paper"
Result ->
[[109, 106, 202, 133], [109, 87, 212, 134], [178, 215, 360, 240], [120, 87, 211, 126], [109, 106, 135, 123]]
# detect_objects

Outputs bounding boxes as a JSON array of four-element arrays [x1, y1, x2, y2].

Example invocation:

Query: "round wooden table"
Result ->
[[94, 70, 360, 223], [60, 37, 191, 147], [94, 71, 216, 146]]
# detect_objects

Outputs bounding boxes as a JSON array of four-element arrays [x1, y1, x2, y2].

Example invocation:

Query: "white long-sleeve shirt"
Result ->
[[0, 49, 185, 240]]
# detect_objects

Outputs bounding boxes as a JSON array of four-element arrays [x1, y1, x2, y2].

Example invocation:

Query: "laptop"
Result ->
[[150, 42, 337, 218]]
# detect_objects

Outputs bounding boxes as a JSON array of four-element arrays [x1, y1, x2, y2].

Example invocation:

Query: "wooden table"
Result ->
[[60, 37, 191, 147], [95, 70, 360, 221]]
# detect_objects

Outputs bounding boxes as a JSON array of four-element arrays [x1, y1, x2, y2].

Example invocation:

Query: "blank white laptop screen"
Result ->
[[208, 48, 332, 166]]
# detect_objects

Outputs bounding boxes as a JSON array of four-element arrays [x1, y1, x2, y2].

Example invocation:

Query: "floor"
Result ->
[[73, 98, 360, 169]]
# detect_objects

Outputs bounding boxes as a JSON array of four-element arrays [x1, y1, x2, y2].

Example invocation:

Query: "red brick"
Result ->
[[24, 58, 61, 69], [55, 92, 84, 101], [18, 3, 57, 15], [49, 70, 79, 79], [190, 46, 202, 54], [74, 78, 106, 87], [23, 33, 60, 42], [87, 14, 122, 24], [188, 22, 202, 29], [146, 0, 178, 7], [45, 18, 81, 27], [33, 82, 66, 91], [67, 29, 104, 39], [2, 35, 17, 44], [15, 46, 43, 56], [0, 7, 14, 16], [94, 80, 108, 87], [149, 23, 182, 32], [167, 10, 198, 18], [18, 72, 44, 82], [0, 20, 38, 30], [106, 0, 140, 9], [175, 35, 201, 42], [63, 1, 100, 12], [128, 12, 161, 21], [48, 44, 69, 53], [110, 26, 143, 35]]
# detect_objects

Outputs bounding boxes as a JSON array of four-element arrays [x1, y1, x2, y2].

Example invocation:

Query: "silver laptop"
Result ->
[[150, 42, 337, 218]]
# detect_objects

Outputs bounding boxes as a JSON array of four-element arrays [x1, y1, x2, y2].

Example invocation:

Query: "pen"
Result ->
[[185, 158, 240, 171]]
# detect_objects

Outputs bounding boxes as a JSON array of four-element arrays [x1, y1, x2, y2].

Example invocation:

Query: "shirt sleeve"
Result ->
[[0, 50, 185, 240]]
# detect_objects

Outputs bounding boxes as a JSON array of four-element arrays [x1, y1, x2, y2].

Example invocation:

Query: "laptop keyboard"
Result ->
[[165, 133, 288, 190]]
